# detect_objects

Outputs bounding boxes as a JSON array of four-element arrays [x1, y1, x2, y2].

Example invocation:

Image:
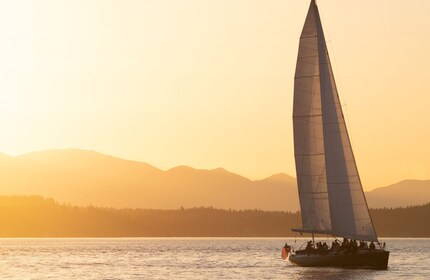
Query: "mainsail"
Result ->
[[293, 0, 377, 242]]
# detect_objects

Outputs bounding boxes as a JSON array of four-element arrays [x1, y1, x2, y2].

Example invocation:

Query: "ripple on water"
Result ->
[[0, 238, 429, 279]]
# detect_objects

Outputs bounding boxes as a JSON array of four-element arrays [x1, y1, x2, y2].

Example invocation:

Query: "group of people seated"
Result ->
[[300, 238, 384, 255]]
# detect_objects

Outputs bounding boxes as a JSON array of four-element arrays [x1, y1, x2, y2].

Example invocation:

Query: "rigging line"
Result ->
[[317, 1, 356, 148]]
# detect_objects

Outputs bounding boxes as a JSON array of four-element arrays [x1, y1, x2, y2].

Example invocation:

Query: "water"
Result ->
[[0, 238, 429, 279]]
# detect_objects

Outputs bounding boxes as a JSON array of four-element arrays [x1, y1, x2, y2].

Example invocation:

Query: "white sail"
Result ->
[[293, 0, 331, 234], [293, 0, 378, 242]]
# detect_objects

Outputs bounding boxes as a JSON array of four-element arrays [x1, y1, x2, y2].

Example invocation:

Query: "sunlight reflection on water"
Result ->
[[0, 238, 429, 279]]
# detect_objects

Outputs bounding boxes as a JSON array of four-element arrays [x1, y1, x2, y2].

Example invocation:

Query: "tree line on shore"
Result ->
[[0, 195, 429, 237]]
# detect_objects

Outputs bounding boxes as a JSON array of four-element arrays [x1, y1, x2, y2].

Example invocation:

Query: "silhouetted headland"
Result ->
[[0, 196, 429, 237]]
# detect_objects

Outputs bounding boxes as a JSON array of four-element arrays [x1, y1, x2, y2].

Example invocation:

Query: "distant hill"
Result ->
[[366, 180, 430, 208], [0, 195, 429, 237], [0, 149, 299, 211], [0, 149, 428, 210]]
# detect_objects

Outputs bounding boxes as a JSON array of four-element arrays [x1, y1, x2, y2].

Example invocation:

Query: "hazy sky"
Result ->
[[0, 0, 429, 189]]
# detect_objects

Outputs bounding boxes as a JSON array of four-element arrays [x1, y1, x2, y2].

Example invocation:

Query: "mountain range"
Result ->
[[0, 149, 429, 211]]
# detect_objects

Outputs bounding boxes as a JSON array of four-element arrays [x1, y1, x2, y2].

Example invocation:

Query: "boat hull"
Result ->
[[289, 250, 389, 270]]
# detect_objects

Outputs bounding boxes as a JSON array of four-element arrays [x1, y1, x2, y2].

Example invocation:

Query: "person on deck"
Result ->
[[341, 238, 349, 249], [350, 240, 358, 253], [369, 242, 376, 250], [322, 242, 329, 251], [305, 241, 313, 252], [343, 239, 348, 249], [330, 240, 340, 251], [316, 242, 320, 252]]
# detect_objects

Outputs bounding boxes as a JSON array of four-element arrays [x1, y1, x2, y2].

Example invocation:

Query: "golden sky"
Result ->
[[0, 0, 429, 189]]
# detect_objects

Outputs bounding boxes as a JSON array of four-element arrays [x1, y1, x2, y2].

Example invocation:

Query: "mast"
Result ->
[[292, 0, 378, 242]]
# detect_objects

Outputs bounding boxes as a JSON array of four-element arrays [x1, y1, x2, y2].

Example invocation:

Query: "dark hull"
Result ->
[[289, 250, 389, 270]]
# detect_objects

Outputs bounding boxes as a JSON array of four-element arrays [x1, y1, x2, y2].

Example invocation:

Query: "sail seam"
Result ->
[[295, 75, 319, 79], [299, 191, 328, 194], [293, 114, 322, 118]]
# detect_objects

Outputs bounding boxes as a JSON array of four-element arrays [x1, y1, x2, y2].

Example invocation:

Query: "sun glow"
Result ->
[[0, 0, 429, 188]]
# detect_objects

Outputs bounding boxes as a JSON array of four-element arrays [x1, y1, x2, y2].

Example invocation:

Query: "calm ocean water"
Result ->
[[0, 238, 429, 279]]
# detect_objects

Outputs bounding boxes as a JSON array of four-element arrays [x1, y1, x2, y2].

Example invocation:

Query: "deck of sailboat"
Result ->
[[289, 249, 390, 270]]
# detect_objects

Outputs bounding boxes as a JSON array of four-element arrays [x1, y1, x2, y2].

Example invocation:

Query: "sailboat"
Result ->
[[286, 0, 389, 269]]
